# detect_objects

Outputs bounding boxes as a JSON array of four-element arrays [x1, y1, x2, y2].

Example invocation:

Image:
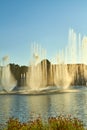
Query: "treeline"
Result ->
[[9, 60, 87, 87], [10, 63, 28, 86]]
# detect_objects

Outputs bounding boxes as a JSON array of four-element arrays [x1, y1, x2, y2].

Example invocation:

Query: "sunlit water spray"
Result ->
[[1, 29, 87, 92], [0, 56, 17, 92], [26, 29, 87, 91], [54, 29, 87, 88], [26, 44, 47, 90]]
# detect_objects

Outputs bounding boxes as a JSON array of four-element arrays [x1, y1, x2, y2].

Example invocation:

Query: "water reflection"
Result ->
[[0, 89, 87, 126], [27, 95, 52, 119]]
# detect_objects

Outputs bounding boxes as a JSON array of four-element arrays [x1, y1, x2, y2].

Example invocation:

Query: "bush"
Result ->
[[2, 115, 87, 130]]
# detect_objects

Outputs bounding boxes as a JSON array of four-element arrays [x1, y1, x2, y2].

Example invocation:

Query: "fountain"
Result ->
[[0, 56, 17, 92], [26, 43, 72, 91], [25, 29, 87, 91], [26, 44, 47, 90], [1, 28, 87, 94]]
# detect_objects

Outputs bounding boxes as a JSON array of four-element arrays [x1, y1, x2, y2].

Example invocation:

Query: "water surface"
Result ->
[[0, 86, 87, 126]]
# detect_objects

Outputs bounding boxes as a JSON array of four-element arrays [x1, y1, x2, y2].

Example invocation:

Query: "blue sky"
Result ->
[[0, 0, 87, 65]]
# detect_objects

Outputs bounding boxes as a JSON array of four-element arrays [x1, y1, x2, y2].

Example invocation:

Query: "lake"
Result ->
[[0, 86, 87, 127]]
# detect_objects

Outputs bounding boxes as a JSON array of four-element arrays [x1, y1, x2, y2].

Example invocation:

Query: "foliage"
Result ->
[[1, 115, 87, 130]]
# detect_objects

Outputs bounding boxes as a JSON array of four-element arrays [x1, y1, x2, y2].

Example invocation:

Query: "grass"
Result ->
[[1, 115, 87, 130]]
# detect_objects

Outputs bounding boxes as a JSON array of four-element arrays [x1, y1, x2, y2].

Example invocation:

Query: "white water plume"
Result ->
[[26, 29, 87, 90], [26, 44, 47, 90], [0, 65, 17, 91]]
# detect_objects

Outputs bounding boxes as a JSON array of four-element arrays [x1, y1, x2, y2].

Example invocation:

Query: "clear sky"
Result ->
[[0, 0, 87, 65]]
